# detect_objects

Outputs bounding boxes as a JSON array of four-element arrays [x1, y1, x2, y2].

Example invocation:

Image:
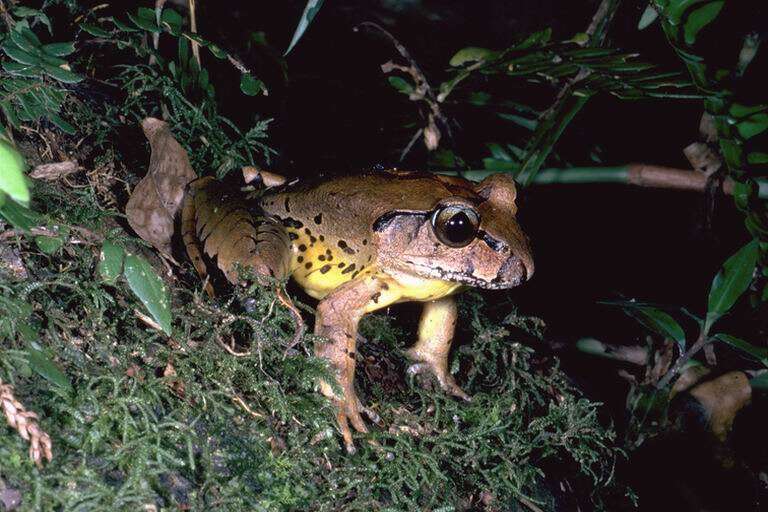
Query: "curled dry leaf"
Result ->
[[126, 118, 197, 259], [242, 165, 288, 187]]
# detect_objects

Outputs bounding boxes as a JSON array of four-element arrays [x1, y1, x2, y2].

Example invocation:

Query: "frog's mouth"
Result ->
[[405, 259, 527, 290]]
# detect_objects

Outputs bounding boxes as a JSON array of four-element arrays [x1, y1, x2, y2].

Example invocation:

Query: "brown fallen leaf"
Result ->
[[126, 118, 197, 259], [29, 160, 79, 181]]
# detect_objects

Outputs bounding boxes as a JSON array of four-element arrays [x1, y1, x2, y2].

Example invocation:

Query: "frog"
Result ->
[[181, 168, 533, 452]]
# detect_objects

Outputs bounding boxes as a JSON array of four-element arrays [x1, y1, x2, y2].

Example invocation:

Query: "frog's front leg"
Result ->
[[315, 276, 385, 453], [406, 296, 470, 401]]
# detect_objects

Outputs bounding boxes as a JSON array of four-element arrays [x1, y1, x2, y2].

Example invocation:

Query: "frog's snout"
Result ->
[[496, 252, 534, 286]]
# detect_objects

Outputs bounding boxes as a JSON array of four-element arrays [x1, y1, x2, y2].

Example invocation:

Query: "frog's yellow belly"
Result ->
[[285, 231, 463, 306]]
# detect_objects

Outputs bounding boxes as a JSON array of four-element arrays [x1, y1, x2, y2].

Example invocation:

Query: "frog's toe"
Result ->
[[407, 362, 472, 401]]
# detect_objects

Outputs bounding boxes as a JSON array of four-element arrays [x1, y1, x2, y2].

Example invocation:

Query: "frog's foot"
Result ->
[[405, 353, 471, 402], [320, 381, 379, 454]]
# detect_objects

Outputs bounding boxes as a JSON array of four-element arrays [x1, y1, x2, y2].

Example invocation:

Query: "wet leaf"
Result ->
[[27, 346, 72, 393], [623, 306, 686, 352], [42, 64, 83, 84], [239, 74, 265, 96], [161, 8, 183, 35], [714, 333, 768, 367], [34, 235, 63, 254], [704, 239, 758, 333], [284, 0, 325, 56], [123, 253, 172, 335], [637, 5, 659, 30], [0, 137, 30, 206], [97, 240, 126, 285], [449, 46, 496, 67], [42, 42, 75, 57], [0, 196, 39, 231]]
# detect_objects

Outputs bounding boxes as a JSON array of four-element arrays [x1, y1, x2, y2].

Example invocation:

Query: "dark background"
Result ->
[[187, 0, 750, 341]]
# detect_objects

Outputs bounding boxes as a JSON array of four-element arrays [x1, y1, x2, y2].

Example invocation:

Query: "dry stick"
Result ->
[[188, 0, 201, 67], [355, 21, 450, 159], [452, 164, 768, 199]]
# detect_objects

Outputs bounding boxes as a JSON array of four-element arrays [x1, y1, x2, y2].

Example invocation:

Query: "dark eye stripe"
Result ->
[[478, 230, 507, 252]]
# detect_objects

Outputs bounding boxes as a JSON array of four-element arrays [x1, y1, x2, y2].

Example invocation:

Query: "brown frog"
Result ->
[[181, 169, 533, 452]]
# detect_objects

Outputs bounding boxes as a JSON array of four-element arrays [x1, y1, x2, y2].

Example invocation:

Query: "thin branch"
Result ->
[[448, 164, 768, 199]]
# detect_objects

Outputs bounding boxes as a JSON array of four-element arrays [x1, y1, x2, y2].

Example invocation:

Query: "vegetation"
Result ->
[[0, 0, 765, 510]]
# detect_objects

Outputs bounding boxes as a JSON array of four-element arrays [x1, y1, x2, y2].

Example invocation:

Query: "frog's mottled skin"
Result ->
[[183, 169, 533, 452]]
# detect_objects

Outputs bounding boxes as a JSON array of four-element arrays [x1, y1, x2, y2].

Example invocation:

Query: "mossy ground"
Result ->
[[0, 172, 625, 510]]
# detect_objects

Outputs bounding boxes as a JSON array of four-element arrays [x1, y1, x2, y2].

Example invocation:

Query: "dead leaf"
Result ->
[[242, 166, 287, 187], [0, 242, 28, 280], [126, 118, 197, 259], [29, 160, 79, 181]]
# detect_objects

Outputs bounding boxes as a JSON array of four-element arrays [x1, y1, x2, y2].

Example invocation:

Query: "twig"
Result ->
[[1, 377, 53, 468], [657, 331, 708, 389], [355, 21, 452, 153], [188, 0, 201, 66], [446, 164, 768, 199], [149, 0, 167, 66], [231, 394, 264, 419], [399, 128, 423, 162]]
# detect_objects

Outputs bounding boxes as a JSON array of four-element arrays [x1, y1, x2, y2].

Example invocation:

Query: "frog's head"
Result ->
[[374, 173, 533, 290]]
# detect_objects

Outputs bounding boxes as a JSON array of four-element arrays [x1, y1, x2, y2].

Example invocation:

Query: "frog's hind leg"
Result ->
[[406, 296, 470, 401], [182, 177, 304, 344]]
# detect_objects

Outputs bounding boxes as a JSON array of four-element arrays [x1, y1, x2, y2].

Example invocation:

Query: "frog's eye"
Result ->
[[431, 205, 480, 248]]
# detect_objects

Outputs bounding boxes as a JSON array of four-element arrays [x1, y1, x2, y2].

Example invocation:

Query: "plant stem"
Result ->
[[657, 330, 709, 388], [443, 164, 768, 199]]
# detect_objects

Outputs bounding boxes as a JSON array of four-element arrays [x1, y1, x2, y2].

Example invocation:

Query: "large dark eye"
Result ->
[[431, 205, 480, 247]]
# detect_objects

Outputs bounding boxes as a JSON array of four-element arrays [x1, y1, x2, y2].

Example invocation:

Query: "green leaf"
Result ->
[[47, 112, 76, 135], [35, 235, 63, 254], [97, 240, 125, 285], [284, 0, 325, 56], [9, 26, 42, 53], [623, 306, 687, 351], [2, 61, 39, 77], [714, 333, 768, 367], [111, 17, 141, 32], [42, 64, 83, 84], [160, 8, 183, 35], [637, 5, 659, 30], [2, 42, 42, 66], [42, 42, 76, 57], [704, 239, 759, 333], [123, 253, 172, 335], [387, 76, 414, 95], [684, 1, 724, 45], [128, 8, 161, 33], [27, 347, 72, 393], [750, 372, 768, 389], [0, 137, 30, 206], [0, 197, 40, 230], [80, 23, 111, 38], [449, 46, 496, 67], [239, 74, 265, 96]]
